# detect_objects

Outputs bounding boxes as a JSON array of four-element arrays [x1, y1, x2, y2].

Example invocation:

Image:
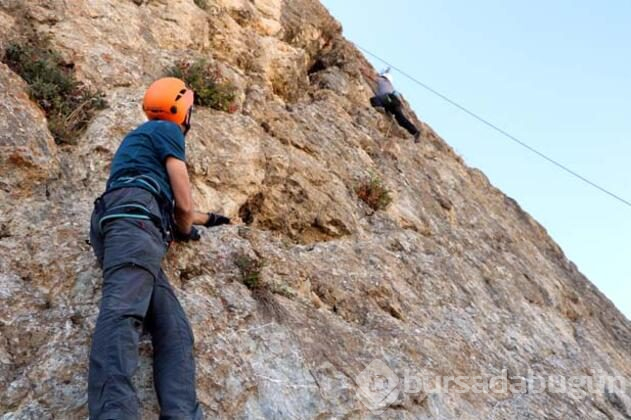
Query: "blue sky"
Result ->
[[321, 0, 631, 318]]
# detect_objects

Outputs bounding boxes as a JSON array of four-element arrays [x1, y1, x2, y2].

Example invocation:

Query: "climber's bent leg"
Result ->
[[88, 263, 154, 420], [146, 270, 203, 420], [391, 105, 419, 136]]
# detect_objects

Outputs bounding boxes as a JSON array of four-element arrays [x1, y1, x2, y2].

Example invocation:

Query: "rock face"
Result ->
[[0, 1, 629, 419]]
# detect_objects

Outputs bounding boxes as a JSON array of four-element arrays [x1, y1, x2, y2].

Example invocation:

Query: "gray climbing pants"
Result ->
[[370, 94, 419, 135], [88, 188, 203, 420]]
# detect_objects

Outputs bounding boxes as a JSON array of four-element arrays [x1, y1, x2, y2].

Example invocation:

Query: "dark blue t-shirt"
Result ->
[[107, 120, 185, 203]]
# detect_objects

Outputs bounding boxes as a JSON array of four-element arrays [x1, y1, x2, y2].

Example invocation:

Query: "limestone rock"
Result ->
[[0, 63, 59, 197], [0, 0, 629, 419]]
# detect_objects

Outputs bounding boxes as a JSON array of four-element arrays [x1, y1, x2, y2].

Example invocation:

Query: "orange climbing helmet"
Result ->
[[143, 77, 195, 127]]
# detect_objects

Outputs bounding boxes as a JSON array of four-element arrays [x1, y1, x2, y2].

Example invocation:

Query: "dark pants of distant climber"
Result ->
[[88, 188, 203, 420], [370, 94, 419, 136]]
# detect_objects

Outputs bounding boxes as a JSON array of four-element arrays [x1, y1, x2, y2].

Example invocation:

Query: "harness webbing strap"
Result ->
[[114, 175, 161, 196], [106, 204, 154, 214], [98, 213, 151, 234], [97, 200, 163, 235]]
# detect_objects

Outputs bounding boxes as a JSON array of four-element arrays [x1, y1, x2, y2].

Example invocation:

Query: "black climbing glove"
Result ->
[[174, 226, 201, 242], [204, 212, 231, 228]]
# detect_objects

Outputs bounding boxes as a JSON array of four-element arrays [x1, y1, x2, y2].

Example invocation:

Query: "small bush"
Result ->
[[234, 254, 264, 290], [166, 59, 237, 112], [2, 39, 107, 145], [194, 0, 208, 9], [233, 253, 288, 320], [356, 174, 393, 211]]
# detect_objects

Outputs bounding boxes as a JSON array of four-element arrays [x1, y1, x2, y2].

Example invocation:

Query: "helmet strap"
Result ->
[[183, 107, 193, 136]]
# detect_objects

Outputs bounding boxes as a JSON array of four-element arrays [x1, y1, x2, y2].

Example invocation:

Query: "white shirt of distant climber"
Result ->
[[376, 76, 395, 96]]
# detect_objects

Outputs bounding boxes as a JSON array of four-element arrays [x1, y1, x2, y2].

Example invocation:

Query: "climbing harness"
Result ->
[[96, 174, 175, 243], [109, 174, 162, 197], [97, 203, 156, 234]]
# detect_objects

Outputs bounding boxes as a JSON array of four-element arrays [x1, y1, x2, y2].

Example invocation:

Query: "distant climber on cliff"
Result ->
[[364, 68, 422, 143], [87, 77, 230, 419]]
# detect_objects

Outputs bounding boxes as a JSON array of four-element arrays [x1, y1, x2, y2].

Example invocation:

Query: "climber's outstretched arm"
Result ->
[[166, 157, 195, 234], [167, 157, 232, 233]]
